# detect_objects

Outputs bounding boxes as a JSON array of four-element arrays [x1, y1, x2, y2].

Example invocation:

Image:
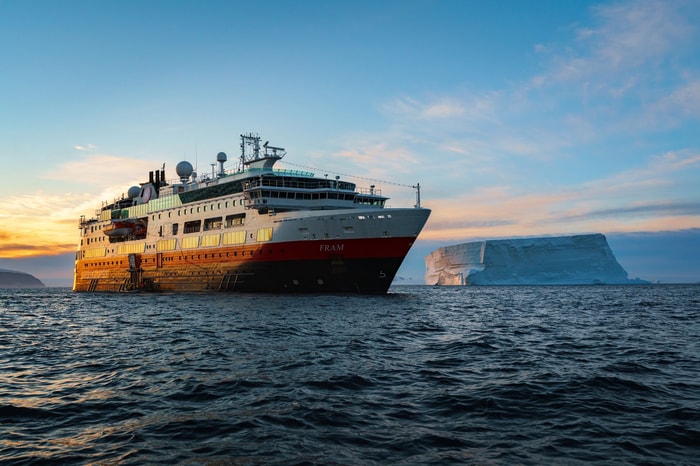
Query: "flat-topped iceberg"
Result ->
[[425, 234, 648, 285]]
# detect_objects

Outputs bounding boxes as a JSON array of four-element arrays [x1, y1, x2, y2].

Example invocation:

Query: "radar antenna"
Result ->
[[239, 133, 286, 170]]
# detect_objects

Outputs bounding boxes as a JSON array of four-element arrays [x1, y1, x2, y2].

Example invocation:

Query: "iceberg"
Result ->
[[425, 234, 648, 285]]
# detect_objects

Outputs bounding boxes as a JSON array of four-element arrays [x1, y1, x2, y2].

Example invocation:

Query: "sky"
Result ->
[[0, 0, 698, 286]]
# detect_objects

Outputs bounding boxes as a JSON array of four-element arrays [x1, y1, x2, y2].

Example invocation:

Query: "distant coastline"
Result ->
[[0, 269, 45, 288]]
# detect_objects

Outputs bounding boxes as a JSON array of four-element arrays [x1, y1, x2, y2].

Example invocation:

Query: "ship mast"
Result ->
[[239, 133, 285, 171], [239, 132, 261, 167], [413, 183, 421, 208]]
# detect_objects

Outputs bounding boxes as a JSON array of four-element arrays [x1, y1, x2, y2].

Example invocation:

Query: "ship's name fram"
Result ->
[[320, 243, 344, 252]]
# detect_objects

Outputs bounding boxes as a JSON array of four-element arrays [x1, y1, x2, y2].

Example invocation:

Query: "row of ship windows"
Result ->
[[87, 211, 391, 240], [151, 201, 244, 221], [87, 201, 245, 234], [276, 214, 392, 224], [179, 214, 244, 234], [84, 214, 246, 243], [249, 190, 385, 206], [141, 193, 385, 223], [249, 178, 355, 191], [249, 190, 356, 201], [81, 228, 273, 258], [82, 248, 277, 267]]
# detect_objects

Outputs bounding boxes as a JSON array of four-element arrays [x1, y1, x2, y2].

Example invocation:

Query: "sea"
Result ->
[[1, 285, 699, 465]]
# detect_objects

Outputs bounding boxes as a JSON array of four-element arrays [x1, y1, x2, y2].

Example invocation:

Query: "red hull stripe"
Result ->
[[259, 236, 415, 261]]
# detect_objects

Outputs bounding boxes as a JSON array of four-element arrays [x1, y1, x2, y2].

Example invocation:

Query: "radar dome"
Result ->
[[217, 152, 227, 163], [176, 161, 194, 179], [127, 186, 140, 198]]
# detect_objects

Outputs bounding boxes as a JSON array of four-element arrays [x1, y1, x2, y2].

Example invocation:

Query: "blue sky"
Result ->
[[1, 0, 698, 285]]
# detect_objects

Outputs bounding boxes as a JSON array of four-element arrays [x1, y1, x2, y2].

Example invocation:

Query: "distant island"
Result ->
[[425, 234, 649, 286], [0, 269, 45, 288]]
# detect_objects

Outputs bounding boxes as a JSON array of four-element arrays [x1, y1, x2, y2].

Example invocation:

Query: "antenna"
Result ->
[[216, 152, 227, 176]]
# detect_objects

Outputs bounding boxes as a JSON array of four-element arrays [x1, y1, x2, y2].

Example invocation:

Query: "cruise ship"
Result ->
[[74, 133, 431, 293]]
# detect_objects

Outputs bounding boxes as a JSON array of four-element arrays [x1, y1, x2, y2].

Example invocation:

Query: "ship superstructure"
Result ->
[[74, 133, 430, 293]]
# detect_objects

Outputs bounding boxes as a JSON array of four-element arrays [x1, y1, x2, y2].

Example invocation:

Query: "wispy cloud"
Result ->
[[0, 191, 92, 257], [425, 147, 700, 239], [422, 99, 465, 119], [580, 149, 700, 195], [42, 152, 158, 187], [533, 0, 693, 89], [648, 79, 700, 121], [0, 150, 163, 257], [371, 3, 698, 164], [348, 0, 700, 242], [381, 92, 500, 124], [299, 131, 425, 186], [527, 0, 699, 135], [556, 201, 700, 222], [73, 143, 97, 152]]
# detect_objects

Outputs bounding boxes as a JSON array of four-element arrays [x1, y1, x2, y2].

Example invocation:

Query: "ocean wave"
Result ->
[[1, 285, 699, 464]]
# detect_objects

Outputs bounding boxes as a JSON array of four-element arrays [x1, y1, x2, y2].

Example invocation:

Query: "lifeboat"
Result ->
[[104, 221, 133, 237], [104, 220, 147, 238]]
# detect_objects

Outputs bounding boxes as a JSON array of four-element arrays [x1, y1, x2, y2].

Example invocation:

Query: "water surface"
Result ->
[[1, 285, 699, 464]]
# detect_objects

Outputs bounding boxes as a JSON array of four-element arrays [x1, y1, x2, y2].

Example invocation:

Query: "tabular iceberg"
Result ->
[[425, 234, 648, 285]]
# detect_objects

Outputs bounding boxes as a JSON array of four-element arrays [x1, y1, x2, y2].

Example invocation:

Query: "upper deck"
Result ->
[[82, 133, 396, 227]]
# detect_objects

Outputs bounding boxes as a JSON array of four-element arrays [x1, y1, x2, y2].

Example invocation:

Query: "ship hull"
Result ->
[[73, 235, 421, 294]]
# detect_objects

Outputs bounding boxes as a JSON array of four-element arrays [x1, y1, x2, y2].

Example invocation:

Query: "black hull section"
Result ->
[[216, 257, 405, 294]]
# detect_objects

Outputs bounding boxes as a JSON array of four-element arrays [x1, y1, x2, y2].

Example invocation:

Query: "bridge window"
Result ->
[[204, 217, 222, 231], [225, 213, 245, 228], [184, 220, 201, 234]]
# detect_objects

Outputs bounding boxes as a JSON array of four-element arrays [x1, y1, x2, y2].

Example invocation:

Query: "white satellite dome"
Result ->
[[176, 161, 194, 181]]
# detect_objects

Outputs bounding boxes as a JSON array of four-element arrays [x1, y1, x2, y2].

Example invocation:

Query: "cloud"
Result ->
[[591, 0, 692, 67], [369, 1, 698, 166], [42, 153, 158, 187], [417, 146, 700, 241], [533, 0, 693, 89], [556, 201, 700, 222], [521, 0, 699, 136], [381, 92, 499, 123], [648, 79, 700, 120], [0, 150, 165, 257], [582, 149, 700, 195], [0, 191, 93, 256], [0, 241, 76, 259], [343, 0, 700, 245], [73, 144, 97, 152], [298, 131, 425, 186], [422, 99, 465, 118]]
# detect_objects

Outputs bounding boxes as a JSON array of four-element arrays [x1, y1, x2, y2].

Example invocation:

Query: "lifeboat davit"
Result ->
[[132, 223, 147, 237]]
